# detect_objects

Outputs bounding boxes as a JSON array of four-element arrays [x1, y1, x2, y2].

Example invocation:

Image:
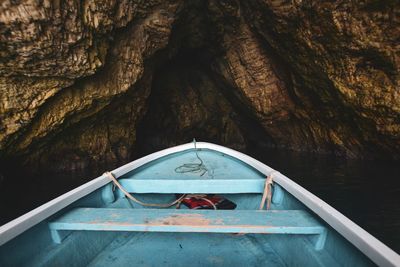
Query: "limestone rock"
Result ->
[[241, 0, 400, 156], [0, 0, 183, 169], [0, 0, 399, 173]]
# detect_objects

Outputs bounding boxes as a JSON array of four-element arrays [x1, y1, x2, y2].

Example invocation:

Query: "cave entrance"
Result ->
[[135, 49, 249, 156], [134, 0, 274, 156]]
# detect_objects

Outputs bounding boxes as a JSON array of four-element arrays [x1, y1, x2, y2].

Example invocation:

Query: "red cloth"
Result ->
[[181, 195, 224, 209]]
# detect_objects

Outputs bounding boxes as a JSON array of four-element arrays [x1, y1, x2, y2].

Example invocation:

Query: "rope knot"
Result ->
[[259, 170, 278, 210]]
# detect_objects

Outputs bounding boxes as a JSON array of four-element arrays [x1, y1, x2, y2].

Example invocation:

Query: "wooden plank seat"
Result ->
[[100, 177, 279, 204], [113, 178, 267, 194], [100, 178, 286, 205], [49, 208, 327, 249]]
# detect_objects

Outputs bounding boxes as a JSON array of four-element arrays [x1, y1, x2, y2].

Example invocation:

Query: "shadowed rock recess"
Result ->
[[0, 0, 399, 173]]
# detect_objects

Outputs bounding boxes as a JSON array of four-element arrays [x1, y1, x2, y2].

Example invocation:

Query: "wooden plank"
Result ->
[[118, 179, 265, 194], [0, 175, 110, 246], [49, 208, 325, 235], [2, 141, 398, 266]]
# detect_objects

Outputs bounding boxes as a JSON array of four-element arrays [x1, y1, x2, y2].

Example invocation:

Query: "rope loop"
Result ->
[[259, 170, 279, 210], [174, 139, 209, 176], [104, 171, 186, 208]]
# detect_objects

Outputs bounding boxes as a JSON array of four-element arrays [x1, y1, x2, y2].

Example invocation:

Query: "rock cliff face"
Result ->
[[0, 0, 399, 172]]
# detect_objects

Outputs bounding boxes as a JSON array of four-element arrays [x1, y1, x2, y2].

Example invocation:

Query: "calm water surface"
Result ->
[[1, 148, 399, 254], [249, 147, 400, 254]]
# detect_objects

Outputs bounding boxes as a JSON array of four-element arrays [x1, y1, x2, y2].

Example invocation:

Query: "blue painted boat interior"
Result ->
[[0, 149, 375, 266]]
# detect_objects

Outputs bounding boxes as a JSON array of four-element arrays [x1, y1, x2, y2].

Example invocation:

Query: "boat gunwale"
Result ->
[[0, 142, 399, 267]]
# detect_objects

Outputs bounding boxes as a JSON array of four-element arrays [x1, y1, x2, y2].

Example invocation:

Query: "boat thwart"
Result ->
[[0, 142, 399, 267]]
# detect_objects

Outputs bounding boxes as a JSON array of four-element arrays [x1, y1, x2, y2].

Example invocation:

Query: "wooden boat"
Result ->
[[0, 142, 399, 266]]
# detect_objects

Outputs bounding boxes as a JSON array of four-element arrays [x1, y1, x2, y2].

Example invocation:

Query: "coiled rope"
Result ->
[[104, 139, 209, 208], [174, 139, 208, 176]]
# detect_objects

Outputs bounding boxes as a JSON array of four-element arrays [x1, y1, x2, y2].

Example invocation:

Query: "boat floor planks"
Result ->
[[0, 142, 399, 267], [87, 232, 287, 267]]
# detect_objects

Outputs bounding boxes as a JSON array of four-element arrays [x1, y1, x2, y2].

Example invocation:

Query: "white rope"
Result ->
[[187, 194, 217, 210], [174, 139, 208, 176], [259, 171, 278, 210], [104, 171, 186, 208], [199, 197, 217, 210], [105, 172, 218, 210]]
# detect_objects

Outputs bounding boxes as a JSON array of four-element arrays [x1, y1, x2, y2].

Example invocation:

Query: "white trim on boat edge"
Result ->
[[0, 142, 399, 267]]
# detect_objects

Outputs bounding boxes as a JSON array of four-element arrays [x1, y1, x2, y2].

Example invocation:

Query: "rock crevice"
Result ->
[[0, 0, 399, 172]]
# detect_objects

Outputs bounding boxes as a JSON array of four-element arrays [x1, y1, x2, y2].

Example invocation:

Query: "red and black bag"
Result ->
[[176, 194, 236, 210]]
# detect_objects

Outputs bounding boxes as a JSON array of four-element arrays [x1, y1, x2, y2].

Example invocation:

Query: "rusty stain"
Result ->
[[65, 213, 315, 233], [73, 217, 280, 230], [92, 223, 274, 228], [147, 214, 215, 226]]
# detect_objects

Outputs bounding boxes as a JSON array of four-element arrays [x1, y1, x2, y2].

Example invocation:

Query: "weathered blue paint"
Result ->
[[272, 184, 285, 205], [101, 183, 115, 204], [121, 149, 266, 181], [49, 208, 326, 248], [50, 228, 70, 244], [117, 178, 265, 193], [87, 232, 289, 267], [0, 147, 382, 267], [315, 228, 328, 250]]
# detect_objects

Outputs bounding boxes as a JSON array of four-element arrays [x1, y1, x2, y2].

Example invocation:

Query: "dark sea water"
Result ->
[[1, 148, 399, 254], [249, 147, 400, 254]]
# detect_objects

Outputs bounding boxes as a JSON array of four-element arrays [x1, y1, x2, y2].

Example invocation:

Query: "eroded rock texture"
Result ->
[[0, 0, 399, 172]]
